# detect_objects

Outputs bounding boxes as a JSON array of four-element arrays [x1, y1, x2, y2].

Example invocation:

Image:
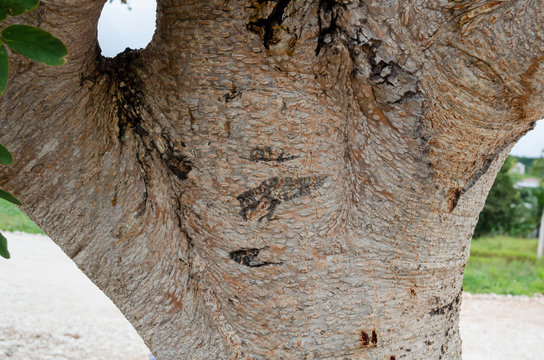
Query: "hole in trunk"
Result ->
[[97, 0, 157, 58]]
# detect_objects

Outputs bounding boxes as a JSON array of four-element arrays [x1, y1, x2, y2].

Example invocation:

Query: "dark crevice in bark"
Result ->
[[245, 145, 299, 162], [247, 0, 292, 49], [391, 90, 419, 104], [96, 49, 149, 142], [222, 84, 242, 103], [133, 146, 151, 216], [316, 0, 337, 55], [229, 247, 282, 267], [360, 329, 378, 347], [95, 49, 194, 183], [360, 41, 421, 104], [447, 187, 462, 212], [154, 139, 193, 181], [236, 175, 327, 222]]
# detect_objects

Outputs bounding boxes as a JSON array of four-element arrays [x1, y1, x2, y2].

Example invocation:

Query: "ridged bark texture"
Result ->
[[1, 0, 543, 359]]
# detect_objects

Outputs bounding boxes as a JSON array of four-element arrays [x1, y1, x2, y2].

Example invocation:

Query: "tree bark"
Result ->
[[1, 0, 543, 359]]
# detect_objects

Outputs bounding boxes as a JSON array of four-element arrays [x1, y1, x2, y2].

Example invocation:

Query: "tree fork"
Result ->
[[1, 0, 544, 359]]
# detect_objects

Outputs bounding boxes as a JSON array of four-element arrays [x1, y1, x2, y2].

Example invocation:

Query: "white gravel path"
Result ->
[[1, 232, 543, 359]]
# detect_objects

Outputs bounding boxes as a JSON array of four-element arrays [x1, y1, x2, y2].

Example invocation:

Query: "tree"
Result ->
[[474, 157, 522, 237], [530, 156, 544, 178], [0, 1, 543, 359]]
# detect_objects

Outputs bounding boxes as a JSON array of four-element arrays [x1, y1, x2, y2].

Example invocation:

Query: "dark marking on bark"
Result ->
[[236, 175, 327, 221], [429, 292, 461, 316], [229, 247, 282, 267], [360, 330, 378, 347], [360, 331, 369, 346], [448, 187, 462, 212], [391, 90, 419, 104], [222, 83, 242, 103], [97, 49, 149, 142], [247, 0, 291, 49], [390, 356, 396, 360], [410, 288, 417, 297], [316, 0, 337, 55], [247, 145, 299, 162], [162, 150, 192, 181]]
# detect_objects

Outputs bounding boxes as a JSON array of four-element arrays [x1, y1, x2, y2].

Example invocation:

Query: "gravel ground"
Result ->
[[1, 232, 543, 359]]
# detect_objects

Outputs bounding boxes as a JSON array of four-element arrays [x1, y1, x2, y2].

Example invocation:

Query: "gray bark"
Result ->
[[1, 0, 543, 359]]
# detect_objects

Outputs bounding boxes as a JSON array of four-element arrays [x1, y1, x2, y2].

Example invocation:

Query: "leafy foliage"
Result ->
[[0, 232, 9, 258], [475, 155, 544, 239], [0, 0, 67, 258], [530, 157, 544, 178], [0, 0, 39, 21], [474, 157, 523, 237], [1, 24, 67, 65], [0, 141, 12, 165]]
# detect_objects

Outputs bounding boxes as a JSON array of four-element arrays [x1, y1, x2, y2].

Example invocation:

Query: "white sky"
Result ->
[[97, 1, 544, 158], [510, 120, 544, 158], [97, 0, 156, 58]]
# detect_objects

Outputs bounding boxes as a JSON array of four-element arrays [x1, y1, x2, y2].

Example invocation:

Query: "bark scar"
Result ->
[[247, 0, 291, 49], [244, 145, 299, 162], [236, 175, 327, 221], [229, 247, 282, 267]]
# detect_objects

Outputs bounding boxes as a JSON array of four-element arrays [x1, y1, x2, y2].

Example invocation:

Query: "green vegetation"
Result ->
[[464, 236, 544, 295], [475, 155, 544, 238], [0, 198, 43, 234]]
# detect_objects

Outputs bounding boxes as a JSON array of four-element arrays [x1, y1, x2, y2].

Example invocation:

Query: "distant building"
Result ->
[[514, 177, 541, 189], [511, 162, 526, 175]]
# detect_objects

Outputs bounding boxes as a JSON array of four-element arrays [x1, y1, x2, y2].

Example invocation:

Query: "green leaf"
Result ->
[[0, 188, 21, 205], [2, 24, 67, 66], [0, 232, 9, 259], [0, 0, 40, 21], [0, 143, 12, 164], [0, 43, 7, 96]]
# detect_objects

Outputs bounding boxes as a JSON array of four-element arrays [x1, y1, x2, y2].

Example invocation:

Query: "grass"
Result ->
[[464, 235, 544, 295], [0, 198, 44, 234]]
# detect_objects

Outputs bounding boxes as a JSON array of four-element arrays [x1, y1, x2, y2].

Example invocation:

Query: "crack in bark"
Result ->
[[97, 49, 149, 142], [245, 145, 299, 162], [236, 175, 327, 222], [159, 141, 193, 181], [316, 0, 337, 55], [247, 0, 291, 49], [229, 247, 282, 267]]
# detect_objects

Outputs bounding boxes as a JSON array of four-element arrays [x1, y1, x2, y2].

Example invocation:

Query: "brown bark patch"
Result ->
[[166, 292, 183, 314], [360, 329, 378, 348], [447, 187, 462, 212]]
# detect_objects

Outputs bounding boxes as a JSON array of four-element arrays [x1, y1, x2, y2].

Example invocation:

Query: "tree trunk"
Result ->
[[1, 1, 543, 359]]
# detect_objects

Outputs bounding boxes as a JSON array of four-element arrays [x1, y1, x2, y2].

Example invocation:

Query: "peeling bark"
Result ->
[[1, 0, 543, 359]]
